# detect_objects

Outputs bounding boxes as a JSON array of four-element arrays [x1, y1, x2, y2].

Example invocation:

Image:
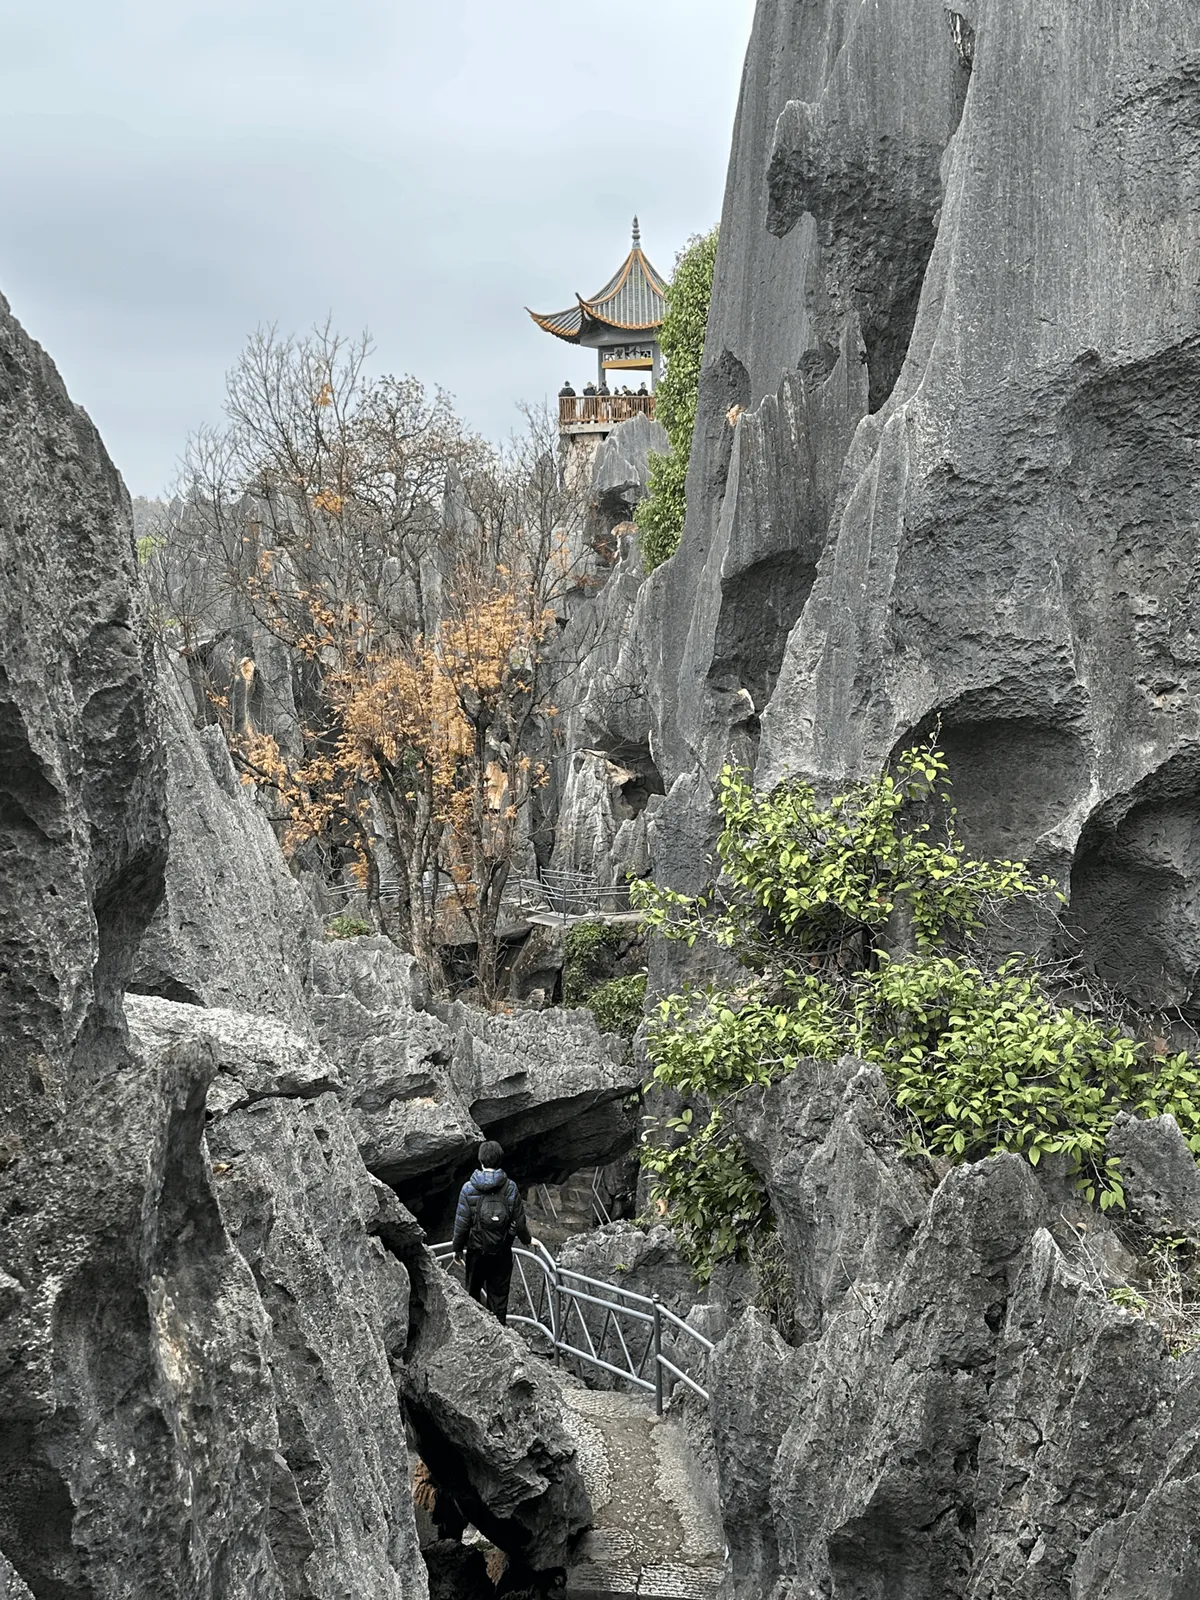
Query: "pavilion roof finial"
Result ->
[[632, 215, 641, 248]]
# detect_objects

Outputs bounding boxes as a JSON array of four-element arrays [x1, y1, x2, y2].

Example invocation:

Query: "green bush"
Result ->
[[633, 743, 1200, 1282], [635, 228, 718, 573], [587, 973, 648, 1040], [326, 914, 373, 940], [563, 920, 625, 1006]]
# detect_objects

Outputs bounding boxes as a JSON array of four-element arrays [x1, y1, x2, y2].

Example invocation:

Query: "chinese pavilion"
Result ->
[[528, 219, 666, 434]]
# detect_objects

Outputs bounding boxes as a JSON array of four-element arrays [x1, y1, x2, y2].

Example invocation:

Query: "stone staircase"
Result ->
[[559, 1380, 729, 1600]]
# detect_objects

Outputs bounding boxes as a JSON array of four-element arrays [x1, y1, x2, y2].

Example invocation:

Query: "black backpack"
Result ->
[[471, 1186, 513, 1253]]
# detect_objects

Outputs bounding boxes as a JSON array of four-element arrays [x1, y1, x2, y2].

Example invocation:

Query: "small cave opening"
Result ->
[[411, 1430, 569, 1600], [1065, 753, 1200, 1026], [599, 739, 666, 821]]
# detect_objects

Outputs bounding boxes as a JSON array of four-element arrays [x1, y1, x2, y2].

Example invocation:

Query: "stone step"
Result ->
[[567, 1559, 725, 1597]]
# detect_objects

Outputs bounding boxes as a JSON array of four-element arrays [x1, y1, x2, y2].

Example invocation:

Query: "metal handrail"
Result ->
[[515, 872, 632, 919], [431, 1238, 712, 1412]]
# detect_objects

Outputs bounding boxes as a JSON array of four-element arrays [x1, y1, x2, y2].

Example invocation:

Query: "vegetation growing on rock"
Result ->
[[634, 228, 718, 572], [634, 744, 1200, 1281], [563, 920, 647, 1048]]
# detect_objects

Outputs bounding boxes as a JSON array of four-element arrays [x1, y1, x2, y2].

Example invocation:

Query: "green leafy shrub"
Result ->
[[633, 743, 1200, 1282], [326, 913, 373, 940], [563, 920, 625, 1005], [635, 228, 718, 572], [587, 973, 648, 1040]]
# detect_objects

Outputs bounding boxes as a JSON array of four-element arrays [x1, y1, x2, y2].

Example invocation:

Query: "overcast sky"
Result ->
[[0, 1, 754, 496]]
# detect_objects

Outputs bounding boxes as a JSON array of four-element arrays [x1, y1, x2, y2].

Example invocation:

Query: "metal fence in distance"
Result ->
[[432, 1239, 711, 1412]]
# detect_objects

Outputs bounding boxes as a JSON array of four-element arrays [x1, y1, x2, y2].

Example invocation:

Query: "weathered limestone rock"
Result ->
[[0, 293, 287, 1598], [203, 1087, 427, 1598], [439, 1000, 638, 1181], [309, 937, 479, 1190], [0, 1549, 34, 1599], [126, 992, 338, 1115], [637, 0, 1200, 1020], [588, 413, 668, 536], [310, 936, 639, 1199], [131, 677, 319, 1033], [128, 993, 594, 1594], [401, 1257, 591, 1574], [711, 1060, 1200, 1598], [1107, 1111, 1200, 1238]]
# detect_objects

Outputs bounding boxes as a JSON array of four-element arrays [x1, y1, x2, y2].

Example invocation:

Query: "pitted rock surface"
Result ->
[[708, 1060, 1200, 1598]]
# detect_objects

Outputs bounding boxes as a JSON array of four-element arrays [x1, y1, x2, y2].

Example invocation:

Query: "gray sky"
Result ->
[[0, 1, 754, 496]]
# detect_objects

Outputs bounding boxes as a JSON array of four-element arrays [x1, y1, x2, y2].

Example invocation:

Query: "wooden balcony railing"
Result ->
[[559, 392, 656, 430]]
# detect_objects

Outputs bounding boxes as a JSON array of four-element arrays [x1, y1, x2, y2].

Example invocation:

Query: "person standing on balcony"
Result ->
[[559, 380, 575, 397], [452, 1140, 532, 1326]]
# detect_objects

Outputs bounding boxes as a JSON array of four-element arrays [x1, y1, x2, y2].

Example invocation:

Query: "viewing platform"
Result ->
[[559, 392, 656, 435]]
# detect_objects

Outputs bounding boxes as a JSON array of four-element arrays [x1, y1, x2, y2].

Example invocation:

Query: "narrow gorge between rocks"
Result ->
[[3, 1, 1200, 1597]]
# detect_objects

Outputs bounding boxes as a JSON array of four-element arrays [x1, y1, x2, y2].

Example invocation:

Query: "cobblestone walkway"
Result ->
[[559, 1381, 729, 1600]]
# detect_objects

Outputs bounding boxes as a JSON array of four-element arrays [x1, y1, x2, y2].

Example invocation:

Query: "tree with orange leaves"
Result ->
[[162, 323, 597, 996]]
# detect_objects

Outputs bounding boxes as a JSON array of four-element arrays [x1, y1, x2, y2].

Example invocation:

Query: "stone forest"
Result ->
[[2, 1, 1200, 1596]]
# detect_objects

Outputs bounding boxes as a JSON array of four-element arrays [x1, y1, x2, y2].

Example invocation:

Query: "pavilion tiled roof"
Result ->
[[528, 219, 666, 345]]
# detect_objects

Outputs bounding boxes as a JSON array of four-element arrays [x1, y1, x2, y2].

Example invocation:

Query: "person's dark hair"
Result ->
[[479, 1140, 504, 1169]]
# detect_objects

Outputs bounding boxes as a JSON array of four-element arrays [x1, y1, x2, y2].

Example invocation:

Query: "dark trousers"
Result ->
[[464, 1246, 514, 1325]]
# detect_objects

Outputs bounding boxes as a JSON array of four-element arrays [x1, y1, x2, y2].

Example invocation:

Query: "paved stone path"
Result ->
[[558, 1380, 729, 1600]]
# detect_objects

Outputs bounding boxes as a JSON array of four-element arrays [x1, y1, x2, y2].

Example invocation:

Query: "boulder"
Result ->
[[588, 412, 668, 533], [309, 940, 477, 1191], [400, 1257, 591, 1575]]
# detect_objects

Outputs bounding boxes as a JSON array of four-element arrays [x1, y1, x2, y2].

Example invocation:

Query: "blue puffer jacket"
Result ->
[[451, 1167, 531, 1254]]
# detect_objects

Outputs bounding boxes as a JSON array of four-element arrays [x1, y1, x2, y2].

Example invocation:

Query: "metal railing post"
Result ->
[[550, 1256, 562, 1364], [652, 1300, 664, 1415]]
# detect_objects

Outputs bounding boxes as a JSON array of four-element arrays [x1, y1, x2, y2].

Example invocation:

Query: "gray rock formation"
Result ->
[[636, 0, 1200, 1015], [131, 677, 319, 1033], [439, 1000, 636, 1178], [125, 992, 593, 1595], [400, 1259, 591, 1574], [308, 936, 640, 1206], [709, 1059, 1200, 1598], [1107, 1111, 1200, 1239], [588, 413, 668, 537], [126, 992, 337, 1115], [0, 292, 592, 1598], [0, 292, 265, 1597]]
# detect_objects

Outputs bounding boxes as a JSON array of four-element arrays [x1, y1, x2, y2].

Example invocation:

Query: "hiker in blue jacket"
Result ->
[[452, 1140, 532, 1325]]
